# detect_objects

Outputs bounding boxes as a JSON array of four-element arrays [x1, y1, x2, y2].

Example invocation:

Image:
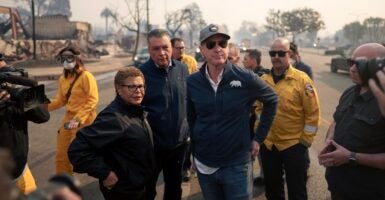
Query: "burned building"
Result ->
[[1, 2, 94, 60], [25, 15, 91, 41]]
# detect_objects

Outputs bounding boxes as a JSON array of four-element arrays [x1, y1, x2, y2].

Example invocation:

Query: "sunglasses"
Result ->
[[60, 55, 76, 63], [174, 46, 185, 50], [269, 50, 288, 57], [120, 84, 145, 92], [205, 40, 228, 50]]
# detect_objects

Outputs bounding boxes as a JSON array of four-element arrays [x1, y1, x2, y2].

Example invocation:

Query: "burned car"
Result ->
[[331, 56, 350, 73], [330, 48, 353, 73], [133, 47, 149, 67]]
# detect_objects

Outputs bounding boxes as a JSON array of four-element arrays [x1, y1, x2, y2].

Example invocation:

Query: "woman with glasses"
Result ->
[[68, 67, 155, 200], [48, 46, 99, 175]]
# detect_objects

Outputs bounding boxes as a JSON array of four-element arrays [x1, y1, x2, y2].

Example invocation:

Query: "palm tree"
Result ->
[[100, 7, 113, 38]]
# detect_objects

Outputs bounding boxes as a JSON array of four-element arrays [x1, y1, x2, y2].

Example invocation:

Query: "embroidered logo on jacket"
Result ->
[[305, 83, 315, 97], [230, 80, 242, 88]]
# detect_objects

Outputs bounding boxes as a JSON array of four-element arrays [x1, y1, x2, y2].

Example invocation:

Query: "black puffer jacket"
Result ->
[[68, 96, 155, 193]]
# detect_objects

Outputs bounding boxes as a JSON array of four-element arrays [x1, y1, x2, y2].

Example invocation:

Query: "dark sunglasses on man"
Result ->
[[205, 40, 228, 50], [269, 50, 288, 58]]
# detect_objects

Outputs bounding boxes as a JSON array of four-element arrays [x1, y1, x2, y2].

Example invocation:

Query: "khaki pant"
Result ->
[[15, 165, 36, 195]]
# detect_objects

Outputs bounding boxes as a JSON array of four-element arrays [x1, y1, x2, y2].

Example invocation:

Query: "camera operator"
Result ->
[[318, 43, 385, 199], [0, 53, 50, 195]]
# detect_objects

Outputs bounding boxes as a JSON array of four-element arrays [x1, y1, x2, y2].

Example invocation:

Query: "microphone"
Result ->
[[0, 74, 38, 87]]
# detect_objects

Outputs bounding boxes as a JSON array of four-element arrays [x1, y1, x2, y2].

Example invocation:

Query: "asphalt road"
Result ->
[[27, 50, 353, 200]]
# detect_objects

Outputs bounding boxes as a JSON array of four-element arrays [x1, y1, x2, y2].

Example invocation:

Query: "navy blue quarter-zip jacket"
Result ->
[[187, 63, 277, 167], [140, 59, 189, 150]]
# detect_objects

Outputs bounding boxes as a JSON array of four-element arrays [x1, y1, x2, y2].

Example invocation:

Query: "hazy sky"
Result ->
[[70, 0, 385, 37]]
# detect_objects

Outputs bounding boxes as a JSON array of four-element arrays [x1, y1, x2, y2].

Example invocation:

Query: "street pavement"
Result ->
[[25, 50, 349, 200], [23, 54, 132, 82]]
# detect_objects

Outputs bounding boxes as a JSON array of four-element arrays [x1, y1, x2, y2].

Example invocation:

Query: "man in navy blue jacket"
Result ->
[[289, 42, 314, 80], [186, 24, 278, 200], [140, 29, 189, 200]]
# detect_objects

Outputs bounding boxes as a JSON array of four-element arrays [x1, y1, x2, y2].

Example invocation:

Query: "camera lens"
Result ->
[[356, 58, 385, 86]]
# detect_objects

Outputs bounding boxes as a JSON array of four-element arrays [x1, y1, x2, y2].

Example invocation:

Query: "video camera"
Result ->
[[0, 65, 46, 111], [355, 57, 385, 88]]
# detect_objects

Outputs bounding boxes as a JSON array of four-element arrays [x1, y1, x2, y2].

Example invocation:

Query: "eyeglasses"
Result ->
[[269, 50, 288, 57], [174, 46, 185, 50], [205, 40, 228, 50], [60, 55, 76, 63], [347, 58, 358, 67], [120, 84, 145, 92]]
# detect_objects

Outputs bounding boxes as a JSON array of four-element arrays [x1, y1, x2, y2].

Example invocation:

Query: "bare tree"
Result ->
[[265, 9, 286, 38], [32, 0, 47, 16], [165, 9, 190, 38], [12, 0, 71, 39], [111, 0, 147, 57], [181, 3, 206, 48]]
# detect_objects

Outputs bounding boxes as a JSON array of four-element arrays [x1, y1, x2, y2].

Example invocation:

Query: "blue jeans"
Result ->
[[197, 162, 252, 200]]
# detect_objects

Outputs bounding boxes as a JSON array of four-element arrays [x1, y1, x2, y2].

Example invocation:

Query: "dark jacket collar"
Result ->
[[199, 62, 234, 80], [114, 96, 146, 117], [148, 58, 176, 72], [354, 86, 374, 102]]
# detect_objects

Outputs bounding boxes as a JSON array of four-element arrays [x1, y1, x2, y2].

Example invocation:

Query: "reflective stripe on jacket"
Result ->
[[262, 66, 320, 151]]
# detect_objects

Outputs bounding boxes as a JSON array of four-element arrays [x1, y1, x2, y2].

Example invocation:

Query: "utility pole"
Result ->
[[31, 0, 36, 60], [183, 9, 193, 48], [146, 0, 150, 32]]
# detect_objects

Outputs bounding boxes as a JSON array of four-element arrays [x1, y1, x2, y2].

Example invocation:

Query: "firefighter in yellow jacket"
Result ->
[[259, 38, 320, 200], [171, 37, 199, 74], [48, 46, 99, 174]]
